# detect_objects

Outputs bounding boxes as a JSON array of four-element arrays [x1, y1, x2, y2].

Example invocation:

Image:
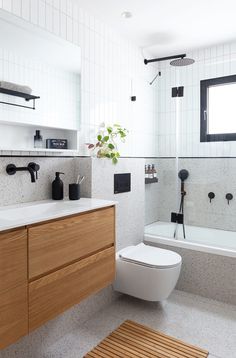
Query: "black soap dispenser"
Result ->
[[52, 172, 64, 200]]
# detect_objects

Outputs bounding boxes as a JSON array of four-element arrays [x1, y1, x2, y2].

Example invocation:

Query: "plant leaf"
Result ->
[[112, 157, 118, 164], [108, 143, 115, 150], [104, 136, 109, 142], [97, 134, 102, 141]]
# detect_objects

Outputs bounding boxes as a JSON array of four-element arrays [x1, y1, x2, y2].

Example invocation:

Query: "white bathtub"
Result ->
[[144, 221, 236, 258]]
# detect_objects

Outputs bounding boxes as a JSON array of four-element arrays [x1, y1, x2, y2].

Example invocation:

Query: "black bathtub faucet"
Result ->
[[6, 162, 40, 183]]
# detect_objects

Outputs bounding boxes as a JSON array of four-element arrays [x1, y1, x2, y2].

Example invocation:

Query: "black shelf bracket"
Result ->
[[145, 178, 158, 184], [0, 87, 40, 110]]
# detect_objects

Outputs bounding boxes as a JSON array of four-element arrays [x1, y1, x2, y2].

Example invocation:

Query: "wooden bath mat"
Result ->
[[85, 320, 209, 357]]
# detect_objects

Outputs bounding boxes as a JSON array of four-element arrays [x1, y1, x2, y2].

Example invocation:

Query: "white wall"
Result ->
[[0, 0, 158, 157]]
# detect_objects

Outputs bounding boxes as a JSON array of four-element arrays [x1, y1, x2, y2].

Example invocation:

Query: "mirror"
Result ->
[[0, 9, 81, 152]]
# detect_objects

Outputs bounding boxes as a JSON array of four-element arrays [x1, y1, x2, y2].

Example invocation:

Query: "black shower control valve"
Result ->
[[171, 212, 183, 224], [226, 193, 233, 205], [208, 192, 215, 203]]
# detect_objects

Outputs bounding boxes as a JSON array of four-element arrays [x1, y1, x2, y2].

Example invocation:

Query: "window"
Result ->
[[200, 74, 236, 142]]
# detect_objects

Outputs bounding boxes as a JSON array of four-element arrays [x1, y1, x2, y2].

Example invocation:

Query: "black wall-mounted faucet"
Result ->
[[6, 162, 40, 183], [208, 192, 215, 203], [226, 193, 233, 205]]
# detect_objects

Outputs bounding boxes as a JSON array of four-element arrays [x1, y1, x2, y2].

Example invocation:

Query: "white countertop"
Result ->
[[0, 198, 117, 232]]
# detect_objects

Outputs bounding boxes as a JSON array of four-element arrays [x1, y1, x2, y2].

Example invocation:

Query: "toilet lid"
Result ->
[[119, 243, 182, 268]]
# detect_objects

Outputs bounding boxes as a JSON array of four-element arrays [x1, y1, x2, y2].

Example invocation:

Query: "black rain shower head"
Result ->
[[144, 53, 195, 67], [178, 169, 189, 182], [170, 57, 195, 66]]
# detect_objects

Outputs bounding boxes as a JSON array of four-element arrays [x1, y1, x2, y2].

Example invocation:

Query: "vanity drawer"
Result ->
[[28, 246, 115, 331], [28, 206, 115, 279]]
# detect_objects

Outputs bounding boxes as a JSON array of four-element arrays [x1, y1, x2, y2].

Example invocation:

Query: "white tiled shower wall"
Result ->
[[157, 40, 236, 157], [0, 0, 158, 157]]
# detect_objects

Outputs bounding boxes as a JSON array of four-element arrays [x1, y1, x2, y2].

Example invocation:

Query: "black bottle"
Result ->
[[52, 172, 64, 200], [34, 130, 43, 148]]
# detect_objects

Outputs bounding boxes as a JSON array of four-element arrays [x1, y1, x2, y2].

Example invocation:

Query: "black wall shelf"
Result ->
[[0, 87, 40, 110], [145, 178, 158, 184]]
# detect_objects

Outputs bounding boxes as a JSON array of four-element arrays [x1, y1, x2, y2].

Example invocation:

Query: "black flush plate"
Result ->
[[114, 173, 131, 194]]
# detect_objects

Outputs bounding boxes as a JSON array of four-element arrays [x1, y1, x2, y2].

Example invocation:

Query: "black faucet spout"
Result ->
[[27, 166, 36, 182], [6, 162, 40, 183]]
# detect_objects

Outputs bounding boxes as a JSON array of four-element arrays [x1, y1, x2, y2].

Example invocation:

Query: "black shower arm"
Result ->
[[144, 54, 186, 65]]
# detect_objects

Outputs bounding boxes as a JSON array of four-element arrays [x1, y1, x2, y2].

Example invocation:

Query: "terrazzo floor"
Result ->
[[42, 289, 236, 358]]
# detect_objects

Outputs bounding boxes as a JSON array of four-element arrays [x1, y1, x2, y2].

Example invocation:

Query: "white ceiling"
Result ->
[[75, 0, 236, 57]]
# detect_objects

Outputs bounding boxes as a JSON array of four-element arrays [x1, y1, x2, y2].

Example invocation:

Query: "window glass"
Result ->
[[208, 83, 236, 134]]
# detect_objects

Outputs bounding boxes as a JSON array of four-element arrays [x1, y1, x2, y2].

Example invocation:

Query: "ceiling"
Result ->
[[75, 0, 236, 57]]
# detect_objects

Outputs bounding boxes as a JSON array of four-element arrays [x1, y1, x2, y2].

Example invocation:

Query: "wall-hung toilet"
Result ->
[[113, 243, 182, 301]]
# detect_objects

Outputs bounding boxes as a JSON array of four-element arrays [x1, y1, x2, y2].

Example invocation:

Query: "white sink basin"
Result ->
[[0, 201, 87, 221], [0, 198, 116, 231]]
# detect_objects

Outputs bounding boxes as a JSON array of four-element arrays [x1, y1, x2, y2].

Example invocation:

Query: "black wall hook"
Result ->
[[208, 192, 215, 203]]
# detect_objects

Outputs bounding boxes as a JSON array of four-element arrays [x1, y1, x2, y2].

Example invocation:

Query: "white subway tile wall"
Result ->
[[0, 0, 158, 157], [157, 42, 236, 157], [0, 50, 80, 130]]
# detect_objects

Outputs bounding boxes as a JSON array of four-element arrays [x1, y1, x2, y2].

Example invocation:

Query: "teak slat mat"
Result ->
[[85, 320, 209, 358]]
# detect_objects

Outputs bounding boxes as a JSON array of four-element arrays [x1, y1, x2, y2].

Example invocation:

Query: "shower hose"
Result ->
[[173, 190, 186, 239]]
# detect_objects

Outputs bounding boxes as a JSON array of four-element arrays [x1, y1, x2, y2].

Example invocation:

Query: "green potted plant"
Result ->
[[86, 123, 128, 164]]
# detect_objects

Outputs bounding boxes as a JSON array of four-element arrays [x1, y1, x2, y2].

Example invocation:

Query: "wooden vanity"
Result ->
[[0, 205, 115, 350]]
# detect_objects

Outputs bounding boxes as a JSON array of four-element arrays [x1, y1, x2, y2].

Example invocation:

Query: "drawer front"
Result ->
[[28, 206, 115, 279], [0, 229, 27, 292], [0, 229, 28, 349], [0, 285, 28, 350], [29, 246, 115, 331]]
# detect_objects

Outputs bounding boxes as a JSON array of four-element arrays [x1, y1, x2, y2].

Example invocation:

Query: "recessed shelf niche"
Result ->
[[0, 122, 78, 154]]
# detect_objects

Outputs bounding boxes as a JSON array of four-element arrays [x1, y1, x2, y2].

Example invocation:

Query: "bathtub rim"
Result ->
[[144, 234, 236, 258]]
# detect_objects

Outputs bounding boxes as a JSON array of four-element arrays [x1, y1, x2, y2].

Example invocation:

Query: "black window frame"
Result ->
[[200, 74, 236, 142]]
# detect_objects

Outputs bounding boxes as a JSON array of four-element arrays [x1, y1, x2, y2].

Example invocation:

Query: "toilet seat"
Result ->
[[119, 243, 181, 269]]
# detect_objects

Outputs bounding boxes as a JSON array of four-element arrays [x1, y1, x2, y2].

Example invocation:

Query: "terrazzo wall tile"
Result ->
[[145, 158, 160, 225], [145, 158, 178, 224], [145, 158, 236, 231], [90, 157, 145, 250], [149, 242, 236, 306], [74, 157, 92, 197], [0, 156, 76, 205]]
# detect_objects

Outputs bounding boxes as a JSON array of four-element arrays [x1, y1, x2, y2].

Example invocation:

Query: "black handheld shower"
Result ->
[[178, 169, 189, 182], [174, 169, 189, 239], [178, 169, 189, 196]]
